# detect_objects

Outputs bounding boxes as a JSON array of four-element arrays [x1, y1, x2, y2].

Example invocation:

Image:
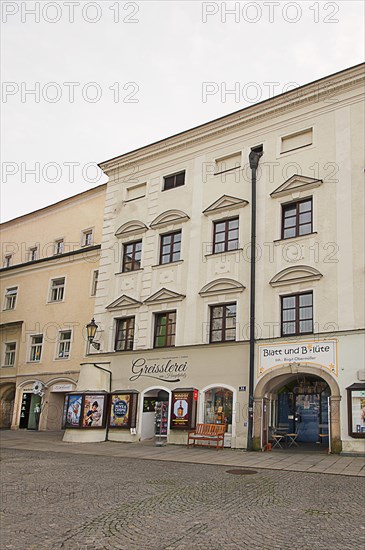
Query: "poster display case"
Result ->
[[109, 392, 138, 429], [170, 388, 198, 430], [347, 384, 365, 438]]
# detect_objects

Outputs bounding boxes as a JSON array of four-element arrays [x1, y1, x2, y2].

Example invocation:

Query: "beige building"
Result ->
[[32, 65, 365, 454], [0, 184, 106, 431]]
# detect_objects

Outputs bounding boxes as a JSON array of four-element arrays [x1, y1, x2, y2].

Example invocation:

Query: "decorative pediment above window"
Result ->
[[150, 210, 190, 229], [144, 287, 186, 304], [270, 265, 323, 287], [199, 278, 245, 297], [115, 220, 148, 238], [270, 175, 322, 198], [106, 294, 142, 310], [203, 195, 248, 215]]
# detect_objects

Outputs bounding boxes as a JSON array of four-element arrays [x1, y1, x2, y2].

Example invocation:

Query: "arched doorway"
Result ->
[[0, 384, 15, 429], [253, 366, 341, 453], [140, 387, 171, 441]]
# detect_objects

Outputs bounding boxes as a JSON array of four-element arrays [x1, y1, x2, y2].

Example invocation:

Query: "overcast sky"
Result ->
[[1, 0, 364, 222]]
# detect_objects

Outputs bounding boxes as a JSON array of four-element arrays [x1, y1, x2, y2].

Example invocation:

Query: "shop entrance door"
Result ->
[[295, 395, 319, 443], [19, 393, 41, 430]]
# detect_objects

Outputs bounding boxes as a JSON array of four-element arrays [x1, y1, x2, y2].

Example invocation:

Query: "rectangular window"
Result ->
[[282, 199, 312, 239], [57, 330, 72, 359], [54, 239, 64, 255], [210, 303, 236, 343], [281, 128, 313, 154], [163, 171, 185, 191], [50, 278, 65, 302], [29, 247, 38, 261], [91, 270, 99, 296], [4, 287, 17, 310], [123, 241, 142, 272], [215, 152, 241, 174], [4, 343, 16, 367], [3, 255, 12, 268], [126, 182, 147, 201], [82, 229, 93, 246], [160, 231, 181, 264], [154, 311, 176, 348], [213, 218, 239, 254], [114, 317, 135, 351], [30, 335, 43, 362], [281, 292, 313, 336]]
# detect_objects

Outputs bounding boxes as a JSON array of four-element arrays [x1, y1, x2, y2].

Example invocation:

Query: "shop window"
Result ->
[[163, 170, 185, 191], [57, 330, 72, 359], [4, 287, 17, 310], [159, 231, 181, 264], [29, 335, 43, 362], [154, 311, 176, 348], [204, 387, 233, 432], [114, 317, 135, 351], [347, 384, 365, 438], [282, 198, 312, 239], [91, 269, 99, 296], [213, 218, 239, 254], [281, 292, 313, 336], [49, 278, 65, 302], [122, 240, 142, 272], [4, 342, 16, 367], [210, 303, 236, 343]]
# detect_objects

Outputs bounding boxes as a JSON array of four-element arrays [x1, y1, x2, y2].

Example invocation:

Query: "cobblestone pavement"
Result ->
[[1, 448, 364, 550]]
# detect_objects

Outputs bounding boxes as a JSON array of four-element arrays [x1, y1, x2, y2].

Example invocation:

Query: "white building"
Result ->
[[64, 64, 365, 455]]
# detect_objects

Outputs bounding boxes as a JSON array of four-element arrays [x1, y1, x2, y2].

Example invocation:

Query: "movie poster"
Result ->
[[65, 395, 82, 428], [82, 395, 105, 428], [109, 394, 131, 428], [171, 392, 189, 428]]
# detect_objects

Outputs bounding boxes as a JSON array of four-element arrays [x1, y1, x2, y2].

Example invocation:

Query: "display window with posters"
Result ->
[[82, 394, 107, 428], [347, 384, 365, 438], [64, 394, 83, 428], [204, 387, 233, 433], [109, 392, 138, 429]]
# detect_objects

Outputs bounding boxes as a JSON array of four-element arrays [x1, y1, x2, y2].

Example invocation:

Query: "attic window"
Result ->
[[281, 128, 313, 154], [215, 152, 241, 175], [126, 183, 147, 201]]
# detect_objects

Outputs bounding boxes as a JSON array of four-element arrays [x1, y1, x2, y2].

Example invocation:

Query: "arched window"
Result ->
[[204, 387, 233, 433]]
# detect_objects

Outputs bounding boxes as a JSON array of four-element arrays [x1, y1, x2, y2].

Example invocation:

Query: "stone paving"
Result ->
[[1, 446, 364, 550]]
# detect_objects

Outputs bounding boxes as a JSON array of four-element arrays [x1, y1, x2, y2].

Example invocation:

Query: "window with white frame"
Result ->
[[82, 229, 93, 247], [91, 270, 99, 296], [50, 278, 65, 302], [57, 330, 72, 359], [29, 335, 43, 362], [4, 287, 18, 310], [4, 342, 16, 367], [29, 247, 38, 261], [54, 239, 64, 255], [3, 254, 12, 268]]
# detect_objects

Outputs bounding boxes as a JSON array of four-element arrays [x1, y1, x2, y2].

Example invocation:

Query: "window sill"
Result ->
[[1, 365, 15, 368], [152, 260, 184, 269], [205, 248, 243, 258], [207, 340, 237, 345], [46, 300, 65, 304], [281, 332, 314, 338], [273, 232, 317, 244], [54, 357, 70, 361], [115, 268, 144, 275]]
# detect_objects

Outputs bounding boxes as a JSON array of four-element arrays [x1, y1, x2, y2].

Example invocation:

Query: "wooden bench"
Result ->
[[187, 423, 226, 450]]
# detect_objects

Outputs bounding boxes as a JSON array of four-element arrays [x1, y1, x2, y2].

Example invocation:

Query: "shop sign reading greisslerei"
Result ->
[[129, 357, 189, 383], [258, 339, 338, 377]]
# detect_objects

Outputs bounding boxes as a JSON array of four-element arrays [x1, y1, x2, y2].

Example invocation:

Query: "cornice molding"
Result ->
[[270, 175, 323, 198], [106, 294, 142, 310], [150, 210, 190, 229], [144, 287, 186, 304], [203, 195, 249, 215], [199, 278, 245, 297], [115, 220, 148, 238], [270, 265, 323, 287]]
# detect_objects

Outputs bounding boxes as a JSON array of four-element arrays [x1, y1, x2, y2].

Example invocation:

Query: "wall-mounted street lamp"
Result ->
[[86, 318, 100, 350]]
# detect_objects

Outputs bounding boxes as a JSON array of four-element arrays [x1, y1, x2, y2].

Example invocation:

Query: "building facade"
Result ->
[[25, 65, 365, 454], [0, 185, 106, 431]]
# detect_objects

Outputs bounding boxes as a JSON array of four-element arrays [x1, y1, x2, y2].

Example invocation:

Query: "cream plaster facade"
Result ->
[[0, 185, 106, 431]]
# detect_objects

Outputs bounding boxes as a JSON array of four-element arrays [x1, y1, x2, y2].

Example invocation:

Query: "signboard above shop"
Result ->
[[258, 339, 338, 377]]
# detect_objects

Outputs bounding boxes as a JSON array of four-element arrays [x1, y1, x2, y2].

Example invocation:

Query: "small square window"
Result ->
[[50, 278, 65, 302], [163, 171, 185, 191], [4, 342, 16, 367], [154, 311, 176, 348], [54, 239, 64, 255], [83, 230, 93, 247], [3, 255, 12, 268], [29, 247, 38, 261], [4, 287, 17, 310]]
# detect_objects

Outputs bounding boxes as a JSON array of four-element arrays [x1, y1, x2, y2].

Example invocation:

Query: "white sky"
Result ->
[[1, 0, 364, 222]]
